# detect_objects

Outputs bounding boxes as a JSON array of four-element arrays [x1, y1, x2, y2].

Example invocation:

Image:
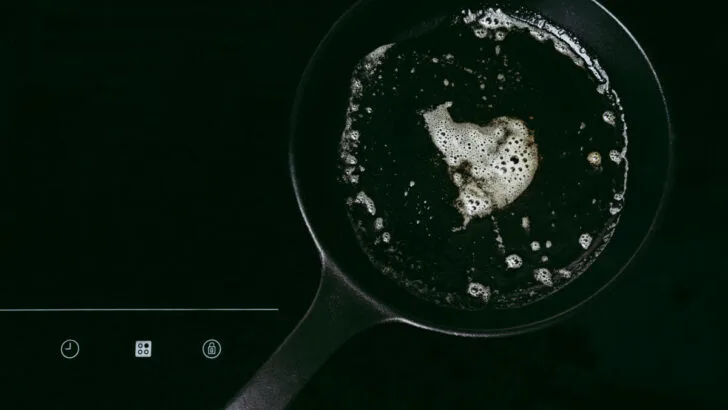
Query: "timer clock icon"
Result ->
[[60, 339, 80, 359]]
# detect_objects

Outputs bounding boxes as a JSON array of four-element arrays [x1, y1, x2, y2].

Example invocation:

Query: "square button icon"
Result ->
[[135, 340, 152, 358]]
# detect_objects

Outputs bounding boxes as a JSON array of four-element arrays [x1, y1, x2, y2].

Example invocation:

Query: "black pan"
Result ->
[[226, 0, 673, 408]]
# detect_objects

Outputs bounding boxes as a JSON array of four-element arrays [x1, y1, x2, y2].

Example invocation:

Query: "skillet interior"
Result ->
[[289, 0, 672, 334]]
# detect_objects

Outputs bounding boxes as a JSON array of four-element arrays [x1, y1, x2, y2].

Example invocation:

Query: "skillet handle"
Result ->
[[224, 262, 392, 410]]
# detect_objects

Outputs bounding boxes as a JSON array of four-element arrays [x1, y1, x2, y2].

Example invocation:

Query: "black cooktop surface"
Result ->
[[1, 0, 725, 409]]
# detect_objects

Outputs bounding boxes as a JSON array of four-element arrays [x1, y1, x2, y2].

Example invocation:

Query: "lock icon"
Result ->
[[203, 339, 221, 359]]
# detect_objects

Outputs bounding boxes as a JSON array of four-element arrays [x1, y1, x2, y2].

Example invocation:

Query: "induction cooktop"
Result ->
[[1, 0, 724, 409]]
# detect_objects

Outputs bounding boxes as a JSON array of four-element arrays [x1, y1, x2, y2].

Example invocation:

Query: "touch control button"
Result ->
[[60, 339, 80, 359], [202, 339, 221, 359]]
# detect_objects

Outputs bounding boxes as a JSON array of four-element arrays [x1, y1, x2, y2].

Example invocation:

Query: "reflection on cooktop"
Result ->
[[291, 235, 726, 409]]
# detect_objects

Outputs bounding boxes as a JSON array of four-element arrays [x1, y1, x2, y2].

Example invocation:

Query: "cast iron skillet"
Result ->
[[226, 0, 673, 408]]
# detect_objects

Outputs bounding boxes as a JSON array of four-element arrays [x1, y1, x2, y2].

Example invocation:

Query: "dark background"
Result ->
[[1, 0, 726, 409]]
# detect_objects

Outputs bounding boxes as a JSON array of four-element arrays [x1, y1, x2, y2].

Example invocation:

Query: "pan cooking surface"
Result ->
[[338, 7, 629, 310]]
